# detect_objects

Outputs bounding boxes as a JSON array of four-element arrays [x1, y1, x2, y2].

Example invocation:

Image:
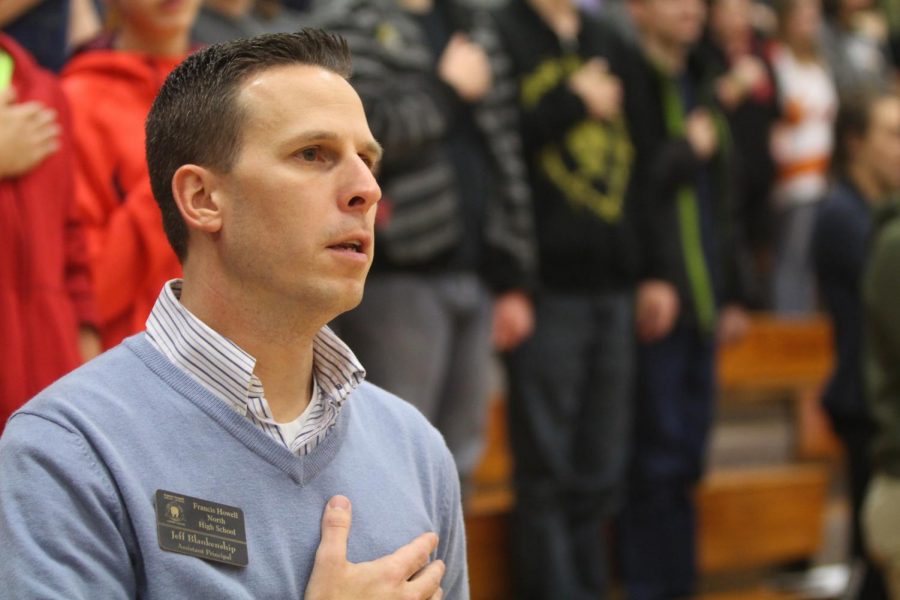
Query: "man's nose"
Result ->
[[342, 156, 381, 212]]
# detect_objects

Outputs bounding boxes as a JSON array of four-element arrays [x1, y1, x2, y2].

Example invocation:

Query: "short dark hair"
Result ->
[[146, 29, 352, 261], [832, 89, 897, 177]]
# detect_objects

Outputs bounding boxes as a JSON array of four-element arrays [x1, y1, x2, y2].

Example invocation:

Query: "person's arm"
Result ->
[[473, 11, 537, 298], [63, 84, 164, 330], [646, 107, 719, 193], [493, 290, 534, 351], [77, 178, 166, 331], [432, 445, 469, 599], [53, 87, 100, 358], [623, 56, 705, 290], [0, 88, 60, 179], [0, 414, 136, 598], [0, 0, 44, 27]]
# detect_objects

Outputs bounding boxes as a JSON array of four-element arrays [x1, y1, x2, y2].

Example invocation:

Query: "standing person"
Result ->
[[862, 196, 900, 600], [815, 91, 900, 600], [61, 0, 201, 349], [0, 32, 99, 433], [491, 0, 639, 597], [324, 0, 537, 491], [769, 0, 838, 313], [619, 0, 750, 596], [821, 0, 893, 100], [0, 30, 466, 600], [703, 0, 780, 306]]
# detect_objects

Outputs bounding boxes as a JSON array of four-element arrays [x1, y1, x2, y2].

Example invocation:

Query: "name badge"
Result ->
[[155, 489, 248, 567]]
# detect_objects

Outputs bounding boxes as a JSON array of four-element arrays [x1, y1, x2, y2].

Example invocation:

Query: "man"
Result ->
[[323, 0, 537, 493], [618, 0, 749, 596], [491, 0, 640, 597], [0, 30, 464, 599], [862, 194, 900, 600], [813, 91, 900, 600]]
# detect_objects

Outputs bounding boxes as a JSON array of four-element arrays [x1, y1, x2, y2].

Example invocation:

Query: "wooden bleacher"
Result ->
[[465, 313, 838, 600]]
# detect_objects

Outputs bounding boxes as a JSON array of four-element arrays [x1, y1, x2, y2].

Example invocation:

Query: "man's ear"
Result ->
[[845, 132, 863, 159], [627, 0, 647, 29], [172, 164, 223, 234]]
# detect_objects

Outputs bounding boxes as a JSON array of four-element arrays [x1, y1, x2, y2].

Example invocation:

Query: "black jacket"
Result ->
[[321, 0, 537, 293], [625, 48, 750, 329], [493, 2, 641, 292]]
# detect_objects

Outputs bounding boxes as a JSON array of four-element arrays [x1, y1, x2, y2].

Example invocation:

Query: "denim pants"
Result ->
[[334, 271, 492, 484], [505, 290, 634, 600], [618, 324, 715, 600]]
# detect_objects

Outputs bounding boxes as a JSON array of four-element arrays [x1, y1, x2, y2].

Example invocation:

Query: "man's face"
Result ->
[[213, 64, 382, 319], [710, 0, 752, 43], [637, 0, 707, 49], [859, 97, 900, 197], [110, 0, 201, 38], [782, 0, 821, 45]]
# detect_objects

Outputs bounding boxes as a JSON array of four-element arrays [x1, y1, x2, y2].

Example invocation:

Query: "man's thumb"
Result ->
[[316, 495, 352, 565]]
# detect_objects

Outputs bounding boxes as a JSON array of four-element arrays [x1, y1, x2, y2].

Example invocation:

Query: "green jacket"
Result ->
[[864, 200, 900, 476]]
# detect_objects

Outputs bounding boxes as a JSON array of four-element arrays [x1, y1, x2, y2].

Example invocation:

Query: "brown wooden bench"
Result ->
[[465, 314, 839, 599], [697, 465, 830, 573]]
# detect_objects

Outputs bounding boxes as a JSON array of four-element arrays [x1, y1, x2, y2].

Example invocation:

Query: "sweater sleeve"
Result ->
[[435, 445, 469, 600], [0, 413, 136, 598]]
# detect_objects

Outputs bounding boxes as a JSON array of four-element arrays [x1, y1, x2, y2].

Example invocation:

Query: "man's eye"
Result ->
[[299, 148, 319, 161]]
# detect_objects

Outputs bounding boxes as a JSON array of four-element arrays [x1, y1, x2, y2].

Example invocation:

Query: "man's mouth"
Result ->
[[328, 241, 364, 253]]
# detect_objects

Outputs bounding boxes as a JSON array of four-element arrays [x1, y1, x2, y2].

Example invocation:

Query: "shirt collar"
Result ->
[[145, 279, 366, 411]]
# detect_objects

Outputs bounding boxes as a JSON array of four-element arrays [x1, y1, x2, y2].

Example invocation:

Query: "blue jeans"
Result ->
[[618, 324, 715, 600], [334, 272, 492, 483], [505, 290, 634, 600]]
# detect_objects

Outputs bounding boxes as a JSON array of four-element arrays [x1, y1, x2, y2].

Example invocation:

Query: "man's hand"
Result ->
[[635, 280, 680, 343], [492, 290, 534, 351], [716, 55, 767, 109], [0, 88, 61, 179], [568, 58, 622, 121], [716, 304, 749, 346], [305, 495, 445, 600], [685, 108, 718, 161], [438, 33, 492, 103]]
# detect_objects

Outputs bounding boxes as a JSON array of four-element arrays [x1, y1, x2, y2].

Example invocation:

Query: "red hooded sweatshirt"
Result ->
[[62, 48, 185, 349], [0, 34, 98, 431]]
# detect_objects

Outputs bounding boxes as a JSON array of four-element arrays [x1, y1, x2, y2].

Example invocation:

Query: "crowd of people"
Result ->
[[2, 0, 900, 598]]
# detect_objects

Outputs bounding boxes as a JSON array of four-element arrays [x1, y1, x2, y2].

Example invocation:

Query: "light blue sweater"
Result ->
[[0, 335, 468, 599]]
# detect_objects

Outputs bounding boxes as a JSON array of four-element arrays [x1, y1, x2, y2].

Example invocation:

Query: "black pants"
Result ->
[[831, 414, 889, 600]]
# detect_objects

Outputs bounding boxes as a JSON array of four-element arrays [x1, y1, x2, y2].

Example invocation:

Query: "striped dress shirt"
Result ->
[[145, 279, 366, 456]]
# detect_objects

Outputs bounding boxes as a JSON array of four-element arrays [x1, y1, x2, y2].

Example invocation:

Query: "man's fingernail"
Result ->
[[328, 495, 350, 510]]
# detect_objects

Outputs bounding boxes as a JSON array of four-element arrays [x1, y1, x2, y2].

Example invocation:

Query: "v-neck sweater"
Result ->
[[0, 334, 468, 599]]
